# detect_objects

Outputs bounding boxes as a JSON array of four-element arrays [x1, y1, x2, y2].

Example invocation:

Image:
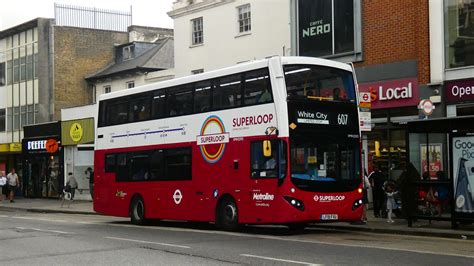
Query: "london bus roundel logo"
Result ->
[[197, 115, 230, 164]]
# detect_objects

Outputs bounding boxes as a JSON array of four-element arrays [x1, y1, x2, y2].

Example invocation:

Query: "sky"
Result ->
[[0, 0, 175, 31]]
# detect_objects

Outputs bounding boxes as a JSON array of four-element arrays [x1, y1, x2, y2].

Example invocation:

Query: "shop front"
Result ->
[[359, 77, 420, 180], [407, 116, 474, 228], [22, 122, 63, 198], [0, 143, 23, 195], [61, 118, 95, 200], [445, 79, 474, 117]]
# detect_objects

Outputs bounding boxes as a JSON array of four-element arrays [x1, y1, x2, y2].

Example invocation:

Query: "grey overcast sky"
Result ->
[[0, 0, 174, 31]]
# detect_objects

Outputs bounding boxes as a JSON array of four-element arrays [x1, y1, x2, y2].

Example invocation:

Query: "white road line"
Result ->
[[12, 216, 68, 223], [105, 236, 191, 249], [76, 221, 99, 224], [16, 227, 73, 234], [241, 254, 322, 265], [0, 215, 9, 217]]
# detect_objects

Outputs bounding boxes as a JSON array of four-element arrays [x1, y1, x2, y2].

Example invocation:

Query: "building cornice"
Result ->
[[168, 0, 236, 19]]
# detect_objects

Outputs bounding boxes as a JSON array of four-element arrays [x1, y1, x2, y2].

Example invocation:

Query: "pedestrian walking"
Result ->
[[66, 172, 78, 201], [6, 168, 20, 203], [85, 167, 94, 199], [0, 171, 7, 202], [369, 164, 385, 217]]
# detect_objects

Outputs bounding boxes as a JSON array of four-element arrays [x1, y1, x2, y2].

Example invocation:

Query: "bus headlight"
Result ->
[[284, 196, 305, 211], [352, 198, 364, 211]]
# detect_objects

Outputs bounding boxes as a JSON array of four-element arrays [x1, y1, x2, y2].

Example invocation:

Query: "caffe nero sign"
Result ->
[[298, 0, 332, 57]]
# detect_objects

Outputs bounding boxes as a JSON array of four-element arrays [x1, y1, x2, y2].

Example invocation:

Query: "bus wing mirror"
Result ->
[[263, 140, 272, 157]]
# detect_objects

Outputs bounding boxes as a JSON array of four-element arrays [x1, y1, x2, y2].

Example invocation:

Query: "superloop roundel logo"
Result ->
[[198, 115, 229, 164]]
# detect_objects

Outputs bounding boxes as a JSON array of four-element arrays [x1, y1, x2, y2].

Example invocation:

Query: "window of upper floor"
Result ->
[[123, 45, 133, 61], [127, 81, 135, 89], [237, 4, 251, 34], [445, 0, 474, 69], [191, 17, 204, 45], [297, 0, 362, 60], [104, 85, 111, 94]]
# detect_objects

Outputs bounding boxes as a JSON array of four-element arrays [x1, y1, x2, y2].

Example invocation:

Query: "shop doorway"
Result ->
[[25, 156, 61, 198]]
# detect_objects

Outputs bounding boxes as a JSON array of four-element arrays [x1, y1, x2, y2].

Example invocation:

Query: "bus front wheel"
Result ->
[[216, 197, 239, 231], [130, 196, 146, 225]]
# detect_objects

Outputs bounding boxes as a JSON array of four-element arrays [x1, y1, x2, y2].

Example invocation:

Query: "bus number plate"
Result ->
[[321, 214, 338, 220]]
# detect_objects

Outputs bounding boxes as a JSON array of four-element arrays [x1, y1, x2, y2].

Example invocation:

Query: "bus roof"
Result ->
[[98, 56, 353, 102]]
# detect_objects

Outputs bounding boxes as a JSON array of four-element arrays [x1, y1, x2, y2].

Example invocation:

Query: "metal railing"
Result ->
[[54, 3, 132, 32]]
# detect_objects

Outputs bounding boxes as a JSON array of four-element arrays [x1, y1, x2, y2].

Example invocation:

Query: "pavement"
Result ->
[[1, 197, 473, 240]]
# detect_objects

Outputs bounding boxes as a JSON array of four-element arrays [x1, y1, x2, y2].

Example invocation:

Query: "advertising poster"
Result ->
[[452, 136, 474, 213], [420, 144, 443, 178]]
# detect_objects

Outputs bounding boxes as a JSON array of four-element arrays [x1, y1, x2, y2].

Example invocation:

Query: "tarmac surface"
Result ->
[[0, 197, 473, 240]]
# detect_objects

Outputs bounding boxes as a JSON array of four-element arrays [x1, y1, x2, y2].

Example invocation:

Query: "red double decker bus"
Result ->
[[94, 56, 363, 230]]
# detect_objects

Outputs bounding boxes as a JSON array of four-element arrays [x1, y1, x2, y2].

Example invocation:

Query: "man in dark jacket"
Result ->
[[369, 164, 385, 217]]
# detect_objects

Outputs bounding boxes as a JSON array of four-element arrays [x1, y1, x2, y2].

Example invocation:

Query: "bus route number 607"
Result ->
[[337, 114, 348, 125]]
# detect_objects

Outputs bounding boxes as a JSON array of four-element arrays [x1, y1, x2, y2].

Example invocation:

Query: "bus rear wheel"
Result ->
[[130, 196, 146, 225], [216, 198, 239, 231]]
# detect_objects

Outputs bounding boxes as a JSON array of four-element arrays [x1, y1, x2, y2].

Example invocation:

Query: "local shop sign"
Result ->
[[358, 78, 419, 109], [445, 79, 474, 103]]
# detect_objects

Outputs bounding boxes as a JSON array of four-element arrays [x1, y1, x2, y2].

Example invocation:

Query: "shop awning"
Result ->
[[406, 115, 474, 133]]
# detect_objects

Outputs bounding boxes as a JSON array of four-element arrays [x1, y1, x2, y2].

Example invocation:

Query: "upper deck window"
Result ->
[[284, 64, 355, 102]]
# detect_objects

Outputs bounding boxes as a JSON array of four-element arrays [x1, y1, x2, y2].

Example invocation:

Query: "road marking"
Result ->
[[241, 254, 322, 265], [105, 236, 190, 249], [0, 215, 9, 217], [13, 216, 68, 223], [76, 221, 99, 224], [15, 227, 73, 234]]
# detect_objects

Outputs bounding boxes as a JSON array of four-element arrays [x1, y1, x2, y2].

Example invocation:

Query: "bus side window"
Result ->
[[116, 153, 129, 182], [213, 73, 242, 110], [166, 148, 192, 180], [107, 101, 129, 126], [130, 152, 150, 181], [150, 150, 165, 180], [194, 80, 212, 113], [152, 91, 166, 119], [244, 68, 272, 105], [250, 140, 278, 179], [105, 154, 116, 173], [168, 85, 193, 116], [130, 96, 151, 122]]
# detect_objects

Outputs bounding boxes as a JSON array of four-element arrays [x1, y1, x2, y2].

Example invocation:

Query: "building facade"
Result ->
[[0, 18, 128, 197], [168, 0, 432, 180], [168, 0, 291, 77]]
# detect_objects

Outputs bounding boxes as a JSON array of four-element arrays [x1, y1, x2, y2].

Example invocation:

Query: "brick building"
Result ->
[[0, 18, 128, 198]]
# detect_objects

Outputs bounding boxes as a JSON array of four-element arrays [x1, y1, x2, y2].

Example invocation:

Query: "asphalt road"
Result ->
[[0, 209, 473, 265]]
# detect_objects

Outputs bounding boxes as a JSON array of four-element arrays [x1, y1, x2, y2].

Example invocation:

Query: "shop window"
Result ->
[[298, 0, 361, 58], [445, 0, 474, 68]]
